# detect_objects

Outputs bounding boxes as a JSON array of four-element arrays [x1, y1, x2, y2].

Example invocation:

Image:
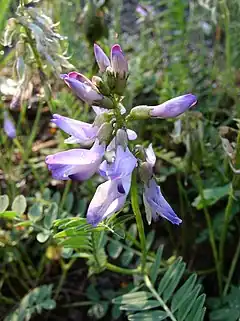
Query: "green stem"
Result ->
[[223, 234, 240, 296], [194, 168, 221, 293], [106, 263, 140, 275], [219, 130, 240, 292], [144, 275, 177, 321], [24, 27, 55, 112], [62, 301, 93, 308], [54, 259, 75, 300], [219, 0, 231, 72], [130, 170, 147, 273]]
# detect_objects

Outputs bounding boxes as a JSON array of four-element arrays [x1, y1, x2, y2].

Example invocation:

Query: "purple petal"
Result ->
[[99, 146, 137, 179], [62, 72, 102, 104], [87, 175, 131, 226], [3, 112, 16, 139], [45, 143, 104, 181], [110, 44, 128, 77], [145, 144, 156, 167], [150, 94, 197, 118], [92, 105, 109, 115], [143, 179, 182, 225], [51, 114, 98, 145], [126, 129, 137, 140], [94, 44, 110, 72]]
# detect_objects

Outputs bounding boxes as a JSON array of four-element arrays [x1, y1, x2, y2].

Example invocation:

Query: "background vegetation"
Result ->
[[1, 0, 240, 320]]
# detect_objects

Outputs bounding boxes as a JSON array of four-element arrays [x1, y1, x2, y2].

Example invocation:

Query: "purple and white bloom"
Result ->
[[126, 129, 137, 140], [3, 111, 16, 139], [87, 175, 131, 226], [136, 4, 149, 17], [99, 145, 137, 180], [150, 94, 197, 118], [61, 72, 103, 105], [145, 143, 156, 167], [94, 44, 110, 72], [129, 94, 197, 120], [111, 44, 128, 78], [51, 114, 98, 145], [45, 140, 105, 181], [143, 179, 182, 225]]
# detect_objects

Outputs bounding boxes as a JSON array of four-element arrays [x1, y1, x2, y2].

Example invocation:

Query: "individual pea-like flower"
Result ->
[[99, 145, 137, 180], [129, 94, 197, 120], [45, 140, 105, 181], [3, 111, 16, 139], [51, 114, 98, 146], [61, 72, 114, 108], [143, 178, 182, 225], [87, 175, 131, 226], [87, 143, 137, 225], [61, 72, 103, 105], [94, 43, 110, 72]]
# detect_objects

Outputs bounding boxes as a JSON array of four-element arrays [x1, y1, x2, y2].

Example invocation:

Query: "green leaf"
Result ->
[[120, 300, 161, 311], [209, 286, 240, 321], [113, 292, 152, 305], [192, 184, 231, 209], [149, 245, 163, 284], [14, 221, 32, 227], [64, 192, 74, 212], [0, 195, 9, 213], [88, 302, 108, 320], [12, 195, 27, 215], [28, 203, 42, 222], [44, 203, 58, 229], [0, 211, 17, 219], [128, 311, 168, 321], [108, 238, 123, 259]]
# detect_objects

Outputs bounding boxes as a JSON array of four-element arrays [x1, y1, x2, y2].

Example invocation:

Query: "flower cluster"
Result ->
[[46, 43, 197, 226]]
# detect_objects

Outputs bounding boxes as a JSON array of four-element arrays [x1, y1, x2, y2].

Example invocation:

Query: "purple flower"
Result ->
[[51, 114, 98, 146], [87, 175, 131, 226], [3, 112, 16, 139], [136, 4, 148, 17], [61, 72, 103, 105], [110, 44, 128, 78], [99, 145, 137, 179], [45, 140, 105, 181], [150, 94, 197, 118], [143, 179, 182, 225], [94, 44, 110, 72]]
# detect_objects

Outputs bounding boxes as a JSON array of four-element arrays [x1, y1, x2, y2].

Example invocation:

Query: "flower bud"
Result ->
[[116, 129, 128, 150], [92, 76, 110, 96], [128, 105, 151, 120], [150, 94, 197, 118], [61, 72, 103, 105], [94, 44, 110, 72], [110, 44, 128, 95], [110, 44, 128, 79], [16, 40, 25, 56], [106, 66, 115, 90], [97, 122, 113, 144], [93, 111, 112, 127], [16, 56, 25, 81], [139, 162, 154, 184]]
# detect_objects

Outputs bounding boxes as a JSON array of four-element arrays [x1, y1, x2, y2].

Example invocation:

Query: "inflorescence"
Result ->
[[45, 43, 197, 226]]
